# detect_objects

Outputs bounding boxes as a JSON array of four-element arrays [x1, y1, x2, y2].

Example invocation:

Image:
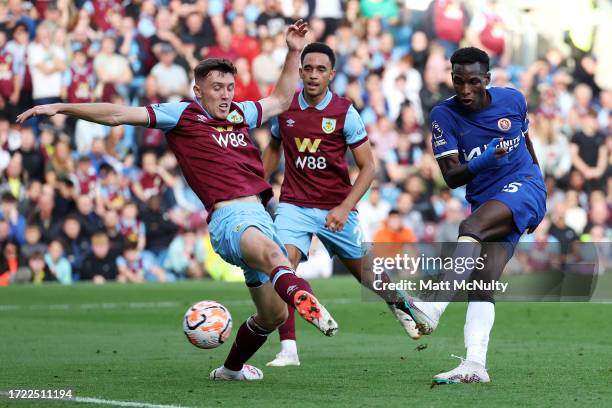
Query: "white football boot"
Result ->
[[433, 355, 490, 385], [405, 298, 440, 336], [388, 299, 421, 340], [266, 351, 301, 367], [209, 364, 264, 381], [293, 290, 338, 337]]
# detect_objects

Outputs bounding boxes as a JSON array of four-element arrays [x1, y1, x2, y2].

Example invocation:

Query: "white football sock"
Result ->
[[280, 339, 297, 355], [220, 366, 242, 378], [464, 301, 495, 367], [415, 236, 482, 319]]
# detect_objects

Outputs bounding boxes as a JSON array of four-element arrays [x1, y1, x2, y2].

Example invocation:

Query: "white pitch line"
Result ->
[[0, 297, 357, 313], [0, 392, 190, 408]]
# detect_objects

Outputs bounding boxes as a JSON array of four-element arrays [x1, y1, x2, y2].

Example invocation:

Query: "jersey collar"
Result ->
[[193, 98, 213, 119], [298, 88, 332, 111]]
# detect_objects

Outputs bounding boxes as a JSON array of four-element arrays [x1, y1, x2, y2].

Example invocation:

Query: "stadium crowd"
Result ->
[[0, 0, 610, 285]]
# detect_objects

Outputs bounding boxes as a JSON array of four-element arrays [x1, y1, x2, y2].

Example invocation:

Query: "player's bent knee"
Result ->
[[262, 246, 288, 271], [259, 308, 288, 329], [459, 218, 484, 241]]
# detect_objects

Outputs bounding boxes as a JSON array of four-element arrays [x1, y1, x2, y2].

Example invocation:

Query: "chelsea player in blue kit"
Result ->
[[406, 47, 546, 384]]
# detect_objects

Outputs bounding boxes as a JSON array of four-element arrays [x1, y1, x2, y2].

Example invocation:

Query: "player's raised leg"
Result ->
[[240, 227, 338, 336], [407, 200, 515, 335], [210, 282, 288, 380], [267, 244, 303, 367]]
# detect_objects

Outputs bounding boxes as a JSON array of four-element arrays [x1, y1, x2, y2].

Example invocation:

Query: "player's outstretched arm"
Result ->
[[16, 103, 149, 127], [262, 137, 282, 180], [258, 20, 308, 124]]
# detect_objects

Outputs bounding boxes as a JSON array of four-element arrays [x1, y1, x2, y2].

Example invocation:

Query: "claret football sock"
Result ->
[[278, 305, 296, 341], [270, 266, 313, 305], [224, 316, 273, 371]]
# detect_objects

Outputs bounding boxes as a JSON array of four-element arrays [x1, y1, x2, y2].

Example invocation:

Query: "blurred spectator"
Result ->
[[5, 22, 31, 114], [20, 251, 56, 284], [204, 25, 240, 61], [63, 48, 95, 104], [549, 202, 580, 253], [74, 194, 103, 237], [119, 201, 146, 250], [230, 15, 260, 63], [0, 29, 20, 121], [424, 0, 469, 58], [466, 0, 511, 66], [570, 109, 607, 192], [384, 132, 422, 183], [101, 209, 126, 256], [0, 191, 25, 244], [164, 228, 206, 279], [44, 239, 72, 284], [116, 243, 173, 283], [28, 22, 67, 107], [150, 42, 189, 100], [373, 209, 417, 243], [57, 214, 90, 280], [256, 0, 290, 38], [81, 232, 119, 284], [358, 185, 391, 241], [96, 164, 131, 211], [531, 113, 572, 180], [436, 197, 464, 241], [93, 35, 133, 101], [141, 195, 179, 257], [396, 191, 425, 240], [16, 126, 44, 182], [233, 57, 262, 102], [20, 223, 46, 262]]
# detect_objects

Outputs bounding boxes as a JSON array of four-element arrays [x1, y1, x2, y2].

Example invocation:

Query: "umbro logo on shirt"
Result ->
[[286, 119, 295, 127], [196, 115, 208, 122]]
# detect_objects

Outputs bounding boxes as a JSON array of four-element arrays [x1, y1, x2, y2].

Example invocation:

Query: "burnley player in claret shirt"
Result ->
[[17, 20, 341, 382], [263, 43, 420, 367]]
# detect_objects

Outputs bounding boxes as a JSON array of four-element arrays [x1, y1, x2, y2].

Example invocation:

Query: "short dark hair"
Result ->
[[450, 47, 490, 72], [194, 58, 237, 82], [301, 42, 336, 68], [1, 192, 17, 204]]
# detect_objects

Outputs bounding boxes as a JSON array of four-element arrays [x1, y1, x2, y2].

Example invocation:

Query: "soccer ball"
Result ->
[[183, 301, 232, 349]]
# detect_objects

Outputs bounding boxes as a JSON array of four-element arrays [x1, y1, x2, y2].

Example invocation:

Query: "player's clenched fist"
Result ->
[[467, 137, 508, 174]]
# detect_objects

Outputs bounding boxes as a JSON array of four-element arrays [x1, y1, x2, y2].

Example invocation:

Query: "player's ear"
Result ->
[[329, 69, 336, 81], [193, 84, 201, 99], [484, 71, 491, 86]]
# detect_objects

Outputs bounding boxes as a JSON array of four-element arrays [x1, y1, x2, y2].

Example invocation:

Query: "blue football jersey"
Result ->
[[430, 87, 544, 207]]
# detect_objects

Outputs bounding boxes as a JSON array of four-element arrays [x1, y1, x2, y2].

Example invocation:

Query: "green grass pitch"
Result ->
[[1, 277, 611, 408]]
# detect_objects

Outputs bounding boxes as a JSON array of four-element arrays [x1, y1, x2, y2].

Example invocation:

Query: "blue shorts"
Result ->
[[208, 202, 287, 287], [475, 174, 547, 247], [274, 203, 365, 262]]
